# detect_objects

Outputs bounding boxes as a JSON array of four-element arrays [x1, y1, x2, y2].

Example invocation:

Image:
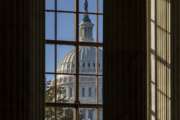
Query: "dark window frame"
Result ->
[[43, 0, 104, 120], [32, 0, 150, 120]]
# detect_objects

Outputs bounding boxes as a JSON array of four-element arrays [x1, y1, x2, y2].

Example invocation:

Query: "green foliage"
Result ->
[[45, 84, 73, 120]]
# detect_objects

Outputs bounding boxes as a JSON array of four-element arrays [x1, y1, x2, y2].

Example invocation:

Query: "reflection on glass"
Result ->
[[57, 13, 75, 41], [56, 75, 76, 103], [57, 45, 76, 74]]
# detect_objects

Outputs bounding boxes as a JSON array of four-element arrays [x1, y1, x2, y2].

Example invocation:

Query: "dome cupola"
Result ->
[[79, 0, 94, 42], [56, 0, 103, 74]]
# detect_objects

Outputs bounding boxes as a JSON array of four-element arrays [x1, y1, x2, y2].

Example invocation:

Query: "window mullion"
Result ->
[[75, 0, 80, 120]]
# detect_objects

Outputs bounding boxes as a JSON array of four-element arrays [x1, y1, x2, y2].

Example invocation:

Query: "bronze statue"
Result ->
[[84, 0, 88, 12]]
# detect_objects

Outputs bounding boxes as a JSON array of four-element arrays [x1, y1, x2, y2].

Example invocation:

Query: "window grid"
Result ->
[[147, 0, 171, 120], [44, 0, 103, 120]]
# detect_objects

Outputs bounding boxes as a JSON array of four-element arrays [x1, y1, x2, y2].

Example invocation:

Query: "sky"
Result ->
[[45, 0, 103, 81]]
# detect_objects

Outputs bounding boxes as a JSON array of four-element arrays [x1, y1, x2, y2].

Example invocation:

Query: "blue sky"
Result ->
[[45, 0, 103, 13], [45, 0, 103, 80]]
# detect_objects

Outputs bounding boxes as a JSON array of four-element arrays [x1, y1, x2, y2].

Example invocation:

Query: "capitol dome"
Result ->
[[46, 1, 103, 119], [56, 11, 103, 74], [56, 13, 103, 104], [57, 47, 103, 74]]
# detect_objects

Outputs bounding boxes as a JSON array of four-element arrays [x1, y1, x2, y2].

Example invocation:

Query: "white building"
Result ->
[[46, 1, 103, 119]]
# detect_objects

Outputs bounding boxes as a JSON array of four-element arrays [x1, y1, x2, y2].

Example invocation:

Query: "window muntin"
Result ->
[[44, 0, 103, 120], [147, 0, 171, 120]]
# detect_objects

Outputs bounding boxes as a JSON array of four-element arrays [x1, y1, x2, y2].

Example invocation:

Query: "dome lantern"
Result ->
[[79, 0, 94, 42]]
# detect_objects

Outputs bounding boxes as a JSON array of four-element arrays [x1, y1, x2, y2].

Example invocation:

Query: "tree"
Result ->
[[45, 80, 74, 120]]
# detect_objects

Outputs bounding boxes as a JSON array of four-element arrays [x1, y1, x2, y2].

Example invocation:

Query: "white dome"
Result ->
[[57, 47, 103, 74], [55, 12, 103, 104]]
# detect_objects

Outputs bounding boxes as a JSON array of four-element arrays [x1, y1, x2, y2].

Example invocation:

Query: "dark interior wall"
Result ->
[[104, 0, 146, 120], [0, 0, 147, 120], [0, 0, 38, 119], [171, 0, 180, 119]]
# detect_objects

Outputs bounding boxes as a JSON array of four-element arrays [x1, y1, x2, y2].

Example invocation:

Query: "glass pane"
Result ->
[[151, 54, 155, 82], [79, 0, 97, 13], [57, 13, 75, 41], [151, 115, 156, 120], [157, 27, 166, 60], [46, 45, 55, 72], [151, 22, 155, 50], [151, 0, 155, 20], [45, 107, 55, 120], [98, 76, 103, 104], [46, 12, 55, 40], [151, 83, 156, 112], [57, 45, 76, 74], [98, 15, 103, 43], [56, 75, 76, 103], [79, 14, 97, 42], [79, 108, 103, 120], [79, 76, 97, 104], [98, 0, 103, 13], [57, 0, 75, 11], [79, 46, 97, 74], [168, 98, 171, 120], [45, 0, 55, 10], [97, 47, 103, 75], [56, 107, 75, 120], [45, 74, 55, 103], [157, 0, 167, 30], [98, 109, 103, 120], [167, 2, 171, 33]]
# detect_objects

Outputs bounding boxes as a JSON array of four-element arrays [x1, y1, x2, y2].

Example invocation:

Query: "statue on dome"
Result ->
[[84, 0, 88, 12]]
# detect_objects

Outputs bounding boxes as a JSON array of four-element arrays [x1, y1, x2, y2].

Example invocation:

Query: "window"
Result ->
[[69, 87, 73, 97], [89, 87, 92, 97], [88, 63, 91, 67], [44, 0, 103, 119], [147, 0, 171, 120], [82, 62, 85, 68], [82, 87, 85, 97], [88, 109, 94, 119]]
